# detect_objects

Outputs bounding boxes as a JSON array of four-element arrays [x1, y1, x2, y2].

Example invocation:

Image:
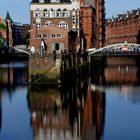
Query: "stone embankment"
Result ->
[[29, 54, 61, 85], [29, 53, 90, 85]]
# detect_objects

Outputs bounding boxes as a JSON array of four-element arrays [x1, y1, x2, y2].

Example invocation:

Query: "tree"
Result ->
[[0, 23, 6, 30]]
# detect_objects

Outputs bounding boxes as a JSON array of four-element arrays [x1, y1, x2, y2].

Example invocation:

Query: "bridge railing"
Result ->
[[88, 43, 140, 56]]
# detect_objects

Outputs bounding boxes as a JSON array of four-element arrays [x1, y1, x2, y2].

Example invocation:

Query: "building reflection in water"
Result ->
[[28, 72, 106, 140], [0, 62, 28, 87], [0, 89, 2, 131], [105, 66, 139, 84], [0, 62, 28, 132], [28, 57, 140, 140]]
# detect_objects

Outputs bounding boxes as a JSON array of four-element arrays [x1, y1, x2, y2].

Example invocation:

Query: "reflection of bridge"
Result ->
[[88, 42, 140, 56], [11, 45, 30, 55]]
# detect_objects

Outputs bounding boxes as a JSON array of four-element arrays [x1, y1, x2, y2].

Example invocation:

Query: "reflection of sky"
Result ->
[[103, 90, 140, 140], [105, 86, 140, 103], [0, 86, 33, 140], [0, 62, 28, 68]]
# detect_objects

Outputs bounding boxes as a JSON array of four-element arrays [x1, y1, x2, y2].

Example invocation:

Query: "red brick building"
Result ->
[[30, 0, 105, 51], [106, 9, 140, 45], [80, 0, 105, 49], [80, 6, 96, 49], [30, 0, 80, 53], [30, 25, 68, 54], [95, 0, 105, 48]]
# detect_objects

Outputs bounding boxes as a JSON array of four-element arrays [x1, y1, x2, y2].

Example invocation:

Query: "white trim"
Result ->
[[30, 3, 80, 11]]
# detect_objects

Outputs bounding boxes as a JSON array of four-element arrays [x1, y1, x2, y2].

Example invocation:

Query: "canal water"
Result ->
[[0, 60, 140, 140]]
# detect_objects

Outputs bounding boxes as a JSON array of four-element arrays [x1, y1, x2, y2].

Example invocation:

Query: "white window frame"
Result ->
[[36, 22, 41, 28], [35, 9, 41, 18], [43, 9, 49, 18], [50, 9, 55, 18], [56, 9, 62, 18], [57, 21, 68, 29], [44, 21, 52, 27], [63, 9, 68, 18]]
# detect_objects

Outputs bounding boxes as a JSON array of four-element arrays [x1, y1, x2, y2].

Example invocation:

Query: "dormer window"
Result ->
[[39, 0, 44, 3]]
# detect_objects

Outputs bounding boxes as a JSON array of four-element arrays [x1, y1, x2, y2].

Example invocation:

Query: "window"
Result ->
[[35, 9, 41, 18], [63, 9, 68, 18], [72, 9, 76, 16], [52, 34, 62, 38], [39, 0, 44, 3], [52, 34, 55, 38], [57, 9, 62, 18], [43, 34, 47, 38], [57, 34, 61, 38], [57, 21, 68, 29], [43, 9, 48, 18], [36, 22, 41, 28], [44, 21, 52, 27], [55, 43, 59, 50], [72, 16, 76, 24], [50, 9, 55, 18], [37, 34, 41, 38], [51, 0, 60, 3]]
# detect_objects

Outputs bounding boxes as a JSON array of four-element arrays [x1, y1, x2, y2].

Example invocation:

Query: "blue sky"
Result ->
[[0, 0, 140, 23], [105, 0, 140, 18]]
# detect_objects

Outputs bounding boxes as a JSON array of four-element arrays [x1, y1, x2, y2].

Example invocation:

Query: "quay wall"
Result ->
[[29, 53, 90, 85]]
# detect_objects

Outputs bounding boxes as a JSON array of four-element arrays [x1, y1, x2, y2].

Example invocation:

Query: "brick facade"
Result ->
[[30, 25, 68, 54], [30, 0, 105, 50], [106, 9, 140, 45], [95, 0, 105, 48], [80, 0, 105, 49], [30, 0, 80, 53], [80, 7, 96, 49]]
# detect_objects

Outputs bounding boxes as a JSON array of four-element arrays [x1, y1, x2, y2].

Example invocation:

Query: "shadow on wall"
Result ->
[[137, 29, 140, 44]]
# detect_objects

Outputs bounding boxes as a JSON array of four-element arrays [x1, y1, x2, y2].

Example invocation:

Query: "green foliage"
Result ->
[[0, 23, 6, 30], [0, 38, 4, 47], [23, 30, 30, 45]]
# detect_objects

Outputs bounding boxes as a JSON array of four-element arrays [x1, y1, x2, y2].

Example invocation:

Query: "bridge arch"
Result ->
[[88, 43, 140, 56]]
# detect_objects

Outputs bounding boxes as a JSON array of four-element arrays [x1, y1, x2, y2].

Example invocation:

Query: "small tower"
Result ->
[[6, 11, 13, 47]]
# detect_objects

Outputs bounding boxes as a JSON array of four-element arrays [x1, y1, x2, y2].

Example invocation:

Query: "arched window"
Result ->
[[72, 9, 76, 16], [43, 9, 48, 18], [35, 9, 41, 18], [57, 21, 68, 29], [63, 9, 68, 18], [57, 9, 62, 18], [50, 9, 55, 18]]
